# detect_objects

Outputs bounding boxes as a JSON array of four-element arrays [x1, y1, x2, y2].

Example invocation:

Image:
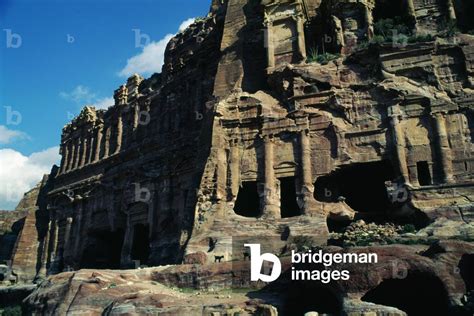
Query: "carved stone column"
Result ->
[[60, 144, 69, 174], [68, 140, 76, 171], [447, 0, 457, 20], [94, 125, 103, 162], [38, 220, 51, 277], [295, 15, 306, 60], [79, 137, 88, 167], [52, 219, 59, 259], [262, 135, 280, 218], [148, 197, 154, 240], [133, 105, 139, 130], [103, 126, 111, 158], [406, 0, 417, 29], [433, 112, 454, 183], [48, 219, 60, 274], [73, 138, 81, 169], [389, 105, 410, 184], [299, 130, 318, 215], [216, 145, 227, 201], [62, 217, 73, 269], [264, 20, 275, 70], [230, 140, 241, 198], [87, 135, 94, 164], [73, 200, 83, 259], [120, 214, 134, 268], [115, 113, 123, 154], [364, 4, 374, 38]]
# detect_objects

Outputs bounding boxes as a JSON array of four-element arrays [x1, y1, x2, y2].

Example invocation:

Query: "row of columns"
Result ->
[[37, 187, 156, 276], [326, 0, 457, 53], [261, 131, 318, 219], [37, 212, 60, 277], [230, 107, 455, 221], [38, 197, 102, 277], [264, 12, 306, 71], [263, 0, 442, 63], [405, 0, 457, 26], [37, 198, 86, 278], [389, 104, 454, 186], [228, 129, 319, 219], [58, 75, 145, 175], [59, 115, 124, 174], [394, 0, 460, 31]]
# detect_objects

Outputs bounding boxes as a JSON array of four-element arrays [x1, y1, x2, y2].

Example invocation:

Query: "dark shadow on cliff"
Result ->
[[0, 218, 25, 264], [245, 265, 343, 316], [459, 254, 474, 292], [362, 272, 450, 315], [34, 169, 57, 278], [176, 10, 227, 266], [241, 0, 268, 93]]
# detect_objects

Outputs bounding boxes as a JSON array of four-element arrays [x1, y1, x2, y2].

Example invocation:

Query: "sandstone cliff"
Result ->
[[8, 0, 474, 315]]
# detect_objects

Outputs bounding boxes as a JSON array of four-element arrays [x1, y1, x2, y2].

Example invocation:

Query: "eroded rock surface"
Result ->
[[23, 241, 473, 315], [7, 0, 474, 315]]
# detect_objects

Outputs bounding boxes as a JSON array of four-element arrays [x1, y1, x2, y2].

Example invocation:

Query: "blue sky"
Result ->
[[0, 0, 210, 209]]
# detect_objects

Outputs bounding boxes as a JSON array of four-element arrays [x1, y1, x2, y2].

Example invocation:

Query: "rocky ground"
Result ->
[[0, 187, 471, 316], [15, 232, 473, 315]]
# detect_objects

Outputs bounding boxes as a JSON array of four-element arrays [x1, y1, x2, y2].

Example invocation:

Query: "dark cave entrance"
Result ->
[[459, 254, 474, 292], [362, 273, 450, 315], [234, 181, 261, 217], [283, 282, 342, 315], [131, 224, 150, 265], [314, 160, 395, 214], [308, 2, 343, 55], [454, 0, 474, 33], [373, 0, 414, 34], [0, 218, 25, 263], [280, 177, 300, 218], [417, 161, 432, 186], [80, 229, 124, 269]]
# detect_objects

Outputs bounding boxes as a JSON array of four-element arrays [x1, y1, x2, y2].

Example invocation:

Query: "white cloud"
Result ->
[[59, 85, 96, 104], [179, 18, 196, 32], [119, 17, 196, 78], [0, 147, 60, 210], [91, 96, 114, 110], [60, 86, 114, 110], [119, 34, 174, 78], [0, 125, 29, 145]]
